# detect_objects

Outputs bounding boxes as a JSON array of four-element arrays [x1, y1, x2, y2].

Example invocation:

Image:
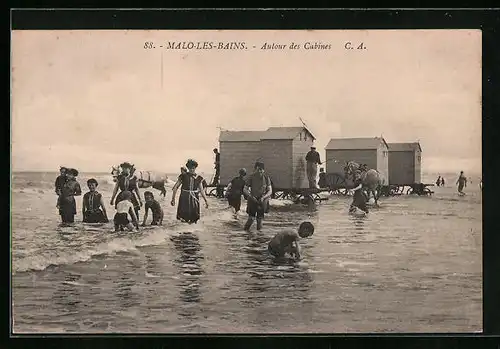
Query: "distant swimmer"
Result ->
[[456, 171, 467, 195], [268, 221, 315, 261], [435, 176, 441, 187], [114, 191, 139, 232]]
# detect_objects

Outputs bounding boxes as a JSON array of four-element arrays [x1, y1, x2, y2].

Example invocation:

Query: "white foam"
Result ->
[[13, 227, 173, 273]]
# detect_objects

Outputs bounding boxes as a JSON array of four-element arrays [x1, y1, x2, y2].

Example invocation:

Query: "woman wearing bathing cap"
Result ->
[[171, 159, 209, 224]]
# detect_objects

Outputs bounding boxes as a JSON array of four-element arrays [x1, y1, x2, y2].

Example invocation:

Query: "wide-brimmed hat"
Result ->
[[254, 161, 265, 170], [120, 162, 134, 169], [59, 166, 68, 171], [87, 178, 98, 186], [68, 168, 79, 176], [239, 168, 247, 176], [186, 159, 198, 169]]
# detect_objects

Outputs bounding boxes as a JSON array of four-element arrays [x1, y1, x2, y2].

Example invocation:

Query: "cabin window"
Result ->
[[299, 133, 302, 141], [383, 151, 388, 157], [417, 155, 421, 162], [304, 133, 308, 141]]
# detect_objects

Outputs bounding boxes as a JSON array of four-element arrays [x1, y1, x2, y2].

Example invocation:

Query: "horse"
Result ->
[[111, 165, 168, 197], [344, 161, 385, 206]]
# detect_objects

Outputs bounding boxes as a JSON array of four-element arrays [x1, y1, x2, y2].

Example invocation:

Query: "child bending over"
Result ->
[[114, 191, 139, 232], [268, 221, 315, 260]]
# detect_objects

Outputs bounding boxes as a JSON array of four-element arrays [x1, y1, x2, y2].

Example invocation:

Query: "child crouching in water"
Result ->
[[142, 191, 164, 226], [268, 221, 315, 260], [114, 191, 139, 232]]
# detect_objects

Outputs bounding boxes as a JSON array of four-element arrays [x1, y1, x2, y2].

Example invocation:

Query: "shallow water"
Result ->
[[11, 172, 482, 333]]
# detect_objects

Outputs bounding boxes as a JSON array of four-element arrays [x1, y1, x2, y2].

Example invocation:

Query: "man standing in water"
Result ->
[[305, 146, 322, 189], [243, 162, 273, 231], [456, 171, 467, 195], [211, 148, 221, 186]]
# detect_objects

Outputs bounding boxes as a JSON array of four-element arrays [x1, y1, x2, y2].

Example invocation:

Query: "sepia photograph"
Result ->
[[10, 29, 482, 333]]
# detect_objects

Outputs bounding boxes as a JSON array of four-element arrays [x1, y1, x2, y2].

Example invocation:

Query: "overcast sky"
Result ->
[[11, 29, 481, 175]]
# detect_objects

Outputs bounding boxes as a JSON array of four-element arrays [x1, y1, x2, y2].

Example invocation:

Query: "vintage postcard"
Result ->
[[10, 29, 482, 333]]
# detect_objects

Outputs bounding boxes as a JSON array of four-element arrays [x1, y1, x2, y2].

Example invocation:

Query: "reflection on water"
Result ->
[[113, 274, 141, 309], [53, 272, 82, 314], [351, 217, 365, 231], [171, 232, 205, 319]]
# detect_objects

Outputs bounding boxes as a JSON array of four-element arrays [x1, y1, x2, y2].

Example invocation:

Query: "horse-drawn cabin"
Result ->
[[219, 126, 316, 189], [388, 142, 422, 185], [325, 137, 390, 185]]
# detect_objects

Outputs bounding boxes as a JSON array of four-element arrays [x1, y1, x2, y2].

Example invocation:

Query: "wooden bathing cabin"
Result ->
[[324, 137, 390, 186], [387, 142, 422, 185], [218, 126, 316, 190]]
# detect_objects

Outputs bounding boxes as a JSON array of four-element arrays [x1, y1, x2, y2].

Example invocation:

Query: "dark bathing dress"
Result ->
[[227, 176, 246, 212], [83, 191, 107, 223], [59, 179, 82, 223], [115, 174, 141, 218], [351, 178, 368, 213], [177, 172, 205, 224]]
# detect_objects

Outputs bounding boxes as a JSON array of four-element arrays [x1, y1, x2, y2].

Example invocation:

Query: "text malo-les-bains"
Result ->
[[165, 41, 247, 50]]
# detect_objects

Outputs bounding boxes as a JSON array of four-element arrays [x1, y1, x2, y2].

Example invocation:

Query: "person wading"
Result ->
[[110, 162, 143, 221], [243, 162, 273, 231], [225, 168, 247, 216], [171, 159, 209, 224], [58, 168, 82, 224], [305, 146, 322, 189], [456, 171, 467, 195]]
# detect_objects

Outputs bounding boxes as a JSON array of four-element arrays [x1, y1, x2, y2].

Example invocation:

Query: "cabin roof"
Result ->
[[260, 126, 316, 141], [325, 137, 389, 150], [219, 131, 263, 142], [388, 142, 422, 152], [219, 126, 316, 142]]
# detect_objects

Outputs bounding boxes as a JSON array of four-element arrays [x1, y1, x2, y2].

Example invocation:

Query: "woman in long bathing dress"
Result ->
[[110, 162, 143, 220], [59, 168, 82, 223], [171, 159, 209, 224]]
